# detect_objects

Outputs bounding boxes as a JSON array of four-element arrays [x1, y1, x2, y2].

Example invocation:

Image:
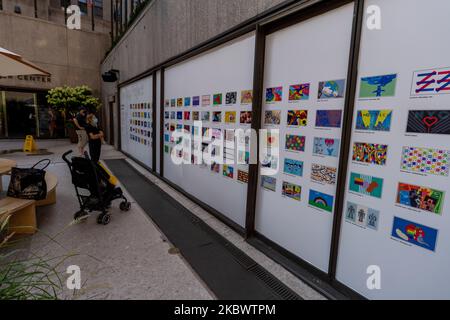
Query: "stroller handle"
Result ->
[[62, 150, 73, 165]]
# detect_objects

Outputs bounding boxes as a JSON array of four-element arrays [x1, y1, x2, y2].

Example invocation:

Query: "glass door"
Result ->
[[5, 91, 38, 138]]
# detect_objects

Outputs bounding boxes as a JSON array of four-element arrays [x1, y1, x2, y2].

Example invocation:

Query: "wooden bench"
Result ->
[[0, 197, 36, 234], [0, 158, 17, 192], [0, 172, 58, 235], [36, 172, 58, 207]]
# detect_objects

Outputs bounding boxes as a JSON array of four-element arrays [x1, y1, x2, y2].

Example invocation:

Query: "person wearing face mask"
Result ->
[[85, 112, 104, 163], [87, 110, 99, 127]]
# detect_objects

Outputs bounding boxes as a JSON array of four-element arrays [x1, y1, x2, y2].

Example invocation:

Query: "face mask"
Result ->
[[93, 117, 98, 126]]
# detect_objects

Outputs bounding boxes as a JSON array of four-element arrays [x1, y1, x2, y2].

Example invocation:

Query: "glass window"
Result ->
[[94, 0, 103, 18], [4, 91, 37, 138], [78, 0, 87, 15]]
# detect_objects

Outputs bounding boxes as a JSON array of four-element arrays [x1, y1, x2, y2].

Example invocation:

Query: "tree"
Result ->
[[46, 85, 101, 119]]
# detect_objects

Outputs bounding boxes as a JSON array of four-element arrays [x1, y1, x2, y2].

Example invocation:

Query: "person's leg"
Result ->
[[80, 131, 88, 155], [89, 141, 101, 162], [94, 142, 102, 162], [76, 130, 84, 155]]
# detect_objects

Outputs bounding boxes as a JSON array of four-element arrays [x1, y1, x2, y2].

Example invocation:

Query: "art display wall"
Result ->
[[120, 76, 153, 168], [335, 0, 450, 299], [163, 33, 256, 227], [254, 3, 354, 273], [119, 0, 450, 299]]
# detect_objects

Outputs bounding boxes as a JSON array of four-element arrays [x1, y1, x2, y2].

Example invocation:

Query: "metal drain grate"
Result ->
[[249, 264, 301, 300], [190, 212, 302, 300]]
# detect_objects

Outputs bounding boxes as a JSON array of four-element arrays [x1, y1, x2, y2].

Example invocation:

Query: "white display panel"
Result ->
[[156, 70, 161, 174], [255, 3, 355, 272], [120, 76, 153, 168], [336, 0, 450, 299], [163, 33, 255, 227]]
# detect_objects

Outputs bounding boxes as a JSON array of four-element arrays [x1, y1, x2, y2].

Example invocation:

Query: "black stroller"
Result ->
[[62, 150, 131, 225]]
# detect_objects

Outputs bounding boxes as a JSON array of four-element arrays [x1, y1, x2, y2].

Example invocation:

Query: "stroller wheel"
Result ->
[[119, 201, 131, 212], [74, 210, 88, 220], [97, 213, 111, 225]]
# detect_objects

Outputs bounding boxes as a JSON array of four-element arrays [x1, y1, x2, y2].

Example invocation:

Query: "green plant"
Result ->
[[0, 216, 63, 300], [46, 86, 101, 121]]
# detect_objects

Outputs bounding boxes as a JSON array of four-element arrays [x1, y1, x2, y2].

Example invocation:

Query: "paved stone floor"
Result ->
[[1, 140, 213, 300], [0, 139, 325, 300]]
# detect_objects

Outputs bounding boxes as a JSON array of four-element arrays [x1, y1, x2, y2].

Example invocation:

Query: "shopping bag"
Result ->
[[6, 159, 51, 200]]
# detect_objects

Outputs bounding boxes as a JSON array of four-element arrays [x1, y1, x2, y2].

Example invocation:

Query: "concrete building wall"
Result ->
[[101, 0, 287, 147], [102, 0, 285, 81], [1, 0, 112, 33], [0, 11, 110, 95]]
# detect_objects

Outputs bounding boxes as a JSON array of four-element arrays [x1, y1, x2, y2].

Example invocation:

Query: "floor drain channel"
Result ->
[[249, 264, 302, 300], [191, 213, 302, 300]]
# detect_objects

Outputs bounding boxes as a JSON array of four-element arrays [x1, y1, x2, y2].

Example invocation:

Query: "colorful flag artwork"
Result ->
[[359, 74, 397, 98], [391, 216, 438, 252], [309, 190, 334, 213], [287, 110, 308, 127], [356, 110, 392, 131], [225, 111, 237, 124], [201, 111, 210, 121], [349, 172, 384, 198], [261, 175, 276, 192], [223, 165, 234, 179], [311, 164, 336, 185], [282, 181, 301, 201], [411, 67, 450, 96], [266, 87, 283, 103], [264, 110, 281, 125], [285, 134, 306, 152], [318, 79, 345, 99], [289, 83, 310, 101], [396, 182, 444, 215], [352, 142, 388, 166], [313, 138, 340, 157], [283, 158, 304, 177], [213, 93, 222, 105], [240, 111, 252, 124], [212, 111, 222, 122], [225, 92, 237, 105], [315, 110, 342, 128], [241, 90, 253, 104], [401, 146, 450, 176], [237, 170, 249, 183], [406, 110, 450, 135], [202, 95, 211, 106], [192, 111, 200, 121], [192, 96, 200, 106]]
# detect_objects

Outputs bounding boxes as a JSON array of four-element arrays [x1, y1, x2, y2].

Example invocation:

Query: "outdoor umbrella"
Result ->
[[0, 46, 50, 77]]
